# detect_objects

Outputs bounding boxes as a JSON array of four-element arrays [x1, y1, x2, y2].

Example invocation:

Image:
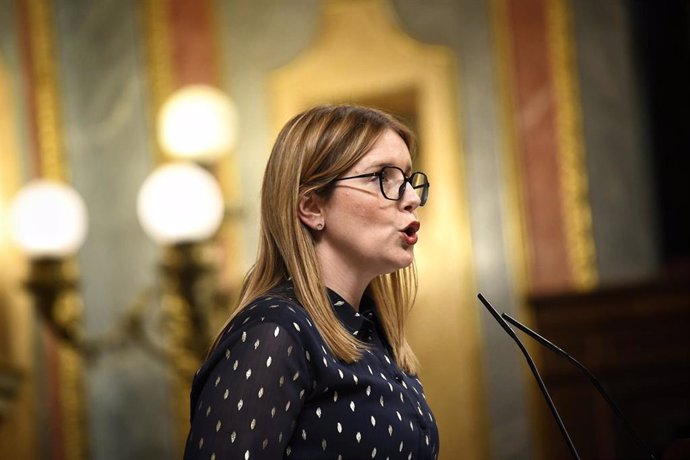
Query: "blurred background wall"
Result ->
[[0, 0, 688, 459]]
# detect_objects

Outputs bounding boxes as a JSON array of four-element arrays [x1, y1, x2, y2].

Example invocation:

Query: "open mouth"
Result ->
[[403, 221, 420, 236], [401, 222, 420, 245]]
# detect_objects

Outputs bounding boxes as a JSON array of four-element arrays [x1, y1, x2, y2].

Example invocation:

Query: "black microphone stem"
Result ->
[[477, 294, 580, 460], [501, 312, 657, 460]]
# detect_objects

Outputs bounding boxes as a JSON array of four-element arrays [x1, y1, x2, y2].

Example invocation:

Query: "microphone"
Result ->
[[501, 311, 657, 460], [477, 293, 580, 459]]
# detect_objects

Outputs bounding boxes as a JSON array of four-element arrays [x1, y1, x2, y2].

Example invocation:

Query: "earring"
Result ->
[[316, 223, 324, 230]]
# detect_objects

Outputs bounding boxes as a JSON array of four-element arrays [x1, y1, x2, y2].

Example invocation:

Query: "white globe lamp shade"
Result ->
[[8, 180, 88, 258], [137, 162, 224, 245], [157, 85, 239, 162]]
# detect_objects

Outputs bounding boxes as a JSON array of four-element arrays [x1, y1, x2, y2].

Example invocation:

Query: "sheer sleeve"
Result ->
[[185, 322, 312, 460]]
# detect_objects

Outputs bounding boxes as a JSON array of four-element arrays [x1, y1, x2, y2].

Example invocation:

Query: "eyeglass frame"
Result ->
[[331, 165, 430, 206]]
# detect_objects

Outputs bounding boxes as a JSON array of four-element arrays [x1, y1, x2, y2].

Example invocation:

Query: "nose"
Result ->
[[401, 181, 421, 211]]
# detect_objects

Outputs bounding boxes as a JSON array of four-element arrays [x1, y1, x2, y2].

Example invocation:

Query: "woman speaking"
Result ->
[[184, 104, 438, 459]]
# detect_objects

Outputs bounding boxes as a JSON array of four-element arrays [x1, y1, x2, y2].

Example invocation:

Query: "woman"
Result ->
[[184, 105, 438, 459]]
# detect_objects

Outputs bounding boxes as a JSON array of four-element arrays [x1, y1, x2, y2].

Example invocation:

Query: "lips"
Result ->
[[401, 221, 420, 245]]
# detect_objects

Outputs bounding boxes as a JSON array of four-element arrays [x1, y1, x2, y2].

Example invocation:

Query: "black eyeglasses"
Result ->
[[332, 166, 430, 206]]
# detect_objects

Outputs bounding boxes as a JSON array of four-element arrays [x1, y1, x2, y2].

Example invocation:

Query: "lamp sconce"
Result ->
[[134, 160, 229, 371], [25, 257, 83, 347], [8, 180, 89, 352], [7, 85, 240, 374]]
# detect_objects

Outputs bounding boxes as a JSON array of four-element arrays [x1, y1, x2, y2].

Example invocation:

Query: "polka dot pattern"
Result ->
[[184, 282, 439, 459]]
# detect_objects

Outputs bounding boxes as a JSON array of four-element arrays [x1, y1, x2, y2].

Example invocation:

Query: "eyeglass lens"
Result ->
[[381, 167, 428, 204]]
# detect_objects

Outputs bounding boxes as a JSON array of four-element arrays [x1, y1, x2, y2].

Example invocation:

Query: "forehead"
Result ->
[[354, 129, 412, 171]]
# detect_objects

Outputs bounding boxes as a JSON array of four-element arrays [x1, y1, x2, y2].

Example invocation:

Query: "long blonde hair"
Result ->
[[214, 105, 420, 373]]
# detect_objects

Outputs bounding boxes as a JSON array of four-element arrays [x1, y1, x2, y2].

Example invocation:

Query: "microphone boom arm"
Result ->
[[477, 294, 581, 459], [501, 312, 657, 459]]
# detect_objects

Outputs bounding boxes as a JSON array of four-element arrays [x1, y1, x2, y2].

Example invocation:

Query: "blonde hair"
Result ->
[[213, 105, 420, 373]]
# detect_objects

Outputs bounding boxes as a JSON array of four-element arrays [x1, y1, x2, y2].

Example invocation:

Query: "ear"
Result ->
[[298, 192, 326, 231]]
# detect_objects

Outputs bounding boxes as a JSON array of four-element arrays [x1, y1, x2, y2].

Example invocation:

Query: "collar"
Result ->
[[327, 288, 377, 341], [273, 280, 379, 342]]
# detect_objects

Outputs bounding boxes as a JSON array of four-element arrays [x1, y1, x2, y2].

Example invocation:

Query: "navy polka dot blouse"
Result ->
[[184, 282, 439, 460]]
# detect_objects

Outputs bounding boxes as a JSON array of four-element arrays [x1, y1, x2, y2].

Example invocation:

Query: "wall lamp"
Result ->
[[7, 85, 239, 373]]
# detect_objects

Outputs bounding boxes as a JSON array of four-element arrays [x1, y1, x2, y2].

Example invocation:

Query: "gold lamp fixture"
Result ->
[[8, 179, 88, 348], [136, 161, 228, 367], [7, 85, 239, 372]]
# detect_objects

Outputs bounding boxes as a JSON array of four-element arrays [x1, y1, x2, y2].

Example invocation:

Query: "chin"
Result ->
[[376, 259, 413, 277], [371, 248, 415, 276], [393, 253, 415, 271]]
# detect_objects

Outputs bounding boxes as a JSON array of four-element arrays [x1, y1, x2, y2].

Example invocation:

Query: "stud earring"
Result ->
[[316, 223, 324, 230]]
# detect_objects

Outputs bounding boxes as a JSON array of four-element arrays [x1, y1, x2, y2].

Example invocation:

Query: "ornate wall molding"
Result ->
[[546, 0, 598, 290], [493, 0, 599, 457], [496, 0, 597, 294], [15, 0, 88, 458], [22, 0, 65, 181], [0, 46, 36, 460], [141, 0, 174, 165]]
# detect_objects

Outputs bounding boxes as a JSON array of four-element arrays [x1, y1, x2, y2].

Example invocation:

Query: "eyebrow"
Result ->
[[368, 162, 414, 175]]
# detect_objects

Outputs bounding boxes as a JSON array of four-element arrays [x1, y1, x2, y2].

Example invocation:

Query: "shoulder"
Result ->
[[224, 291, 315, 338], [189, 293, 318, 420], [208, 290, 323, 364], [193, 292, 315, 377]]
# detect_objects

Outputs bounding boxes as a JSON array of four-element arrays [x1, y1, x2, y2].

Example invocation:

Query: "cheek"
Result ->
[[327, 189, 394, 231], [347, 200, 390, 226]]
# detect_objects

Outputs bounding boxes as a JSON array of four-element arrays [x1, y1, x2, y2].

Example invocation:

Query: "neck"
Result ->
[[315, 249, 373, 312]]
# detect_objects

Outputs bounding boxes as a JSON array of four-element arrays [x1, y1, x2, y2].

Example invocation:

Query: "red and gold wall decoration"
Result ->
[[496, 0, 598, 295], [13, 0, 87, 459]]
